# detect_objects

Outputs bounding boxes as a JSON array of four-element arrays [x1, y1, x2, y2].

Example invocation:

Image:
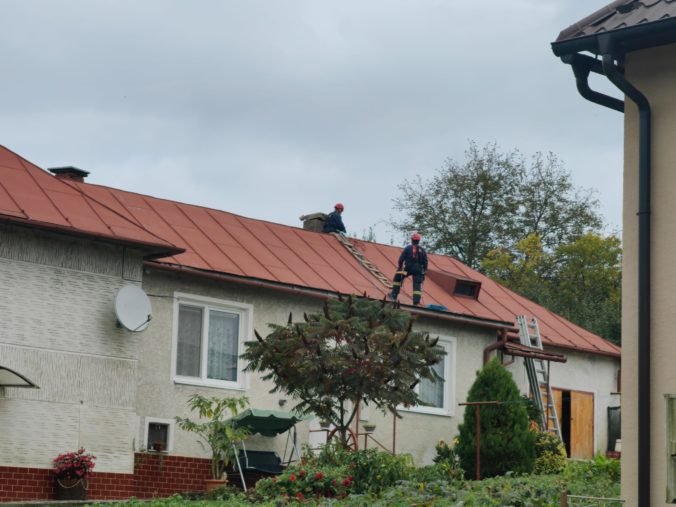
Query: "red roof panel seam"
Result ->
[[174, 202, 232, 272], [204, 208, 276, 279], [143, 198, 214, 270], [266, 227, 345, 291], [89, 184, 179, 247], [0, 176, 26, 219], [16, 156, 70, 226], [56, 183, 117, 236], [545, 308, 613, 352], [65, 181, 179, 248], [300, 232, 388, 295], [236, 215, 325, 287], [176, 206, 247, 275], [324, 235, 389, 293]]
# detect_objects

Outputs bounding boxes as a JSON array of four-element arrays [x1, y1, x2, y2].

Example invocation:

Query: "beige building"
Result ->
[[0, 145, 620, 500], [553, 1, 676, 505]]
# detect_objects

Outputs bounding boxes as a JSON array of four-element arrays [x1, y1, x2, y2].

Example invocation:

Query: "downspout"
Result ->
[[483, 328, 509, 365], [597, 33, 652, 507], [561, 53, 624, 113], [561, 35, 651, 506]]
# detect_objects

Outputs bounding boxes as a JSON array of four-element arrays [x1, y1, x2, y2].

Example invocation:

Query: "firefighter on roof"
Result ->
[[322, 202, 346, 234], [388, 232, 428, 306]]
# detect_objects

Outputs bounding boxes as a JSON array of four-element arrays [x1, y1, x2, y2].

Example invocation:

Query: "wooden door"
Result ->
[[570, 391, 594, 459]]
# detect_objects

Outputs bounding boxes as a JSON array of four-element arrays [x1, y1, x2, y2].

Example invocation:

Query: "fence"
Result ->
[[560, 492, 624, 506]]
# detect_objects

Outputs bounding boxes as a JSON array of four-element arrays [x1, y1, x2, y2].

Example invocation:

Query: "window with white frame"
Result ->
[[402, 338, 455, 416], [172, 293, 251, 389]]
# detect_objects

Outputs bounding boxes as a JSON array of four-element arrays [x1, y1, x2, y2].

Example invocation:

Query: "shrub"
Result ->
[[456, 359, 536, 478], [533, 432, 567, 474], [564, 454, 621, 498], [346, 448, 414, 494], [300, 442, 413, 495], [253, 465, 352, 502], [432, 438, 464, 480]]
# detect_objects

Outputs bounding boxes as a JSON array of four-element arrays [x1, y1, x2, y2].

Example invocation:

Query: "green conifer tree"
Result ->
[[456, 358, 535, 478]]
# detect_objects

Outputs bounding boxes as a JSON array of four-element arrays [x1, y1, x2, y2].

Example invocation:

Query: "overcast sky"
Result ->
[[1, 1, 623, 245]]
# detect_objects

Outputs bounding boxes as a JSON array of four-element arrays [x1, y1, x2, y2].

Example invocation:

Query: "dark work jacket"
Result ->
[[322, 211, 346, 233], [397, 244, 428, 275]]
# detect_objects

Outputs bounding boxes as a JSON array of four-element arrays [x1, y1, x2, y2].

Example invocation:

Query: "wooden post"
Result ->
[[458, 400, 507, 482], [392, 411, 397, 455], [559, 490, 568, 507], [475, 405, 481, 480]]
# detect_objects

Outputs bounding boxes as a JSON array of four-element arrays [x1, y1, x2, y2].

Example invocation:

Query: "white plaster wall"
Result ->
[[505, 348, 619, 456], [548, 349, 620, 455], [0, 225, 145, 472], [139, 268, 498, 466]]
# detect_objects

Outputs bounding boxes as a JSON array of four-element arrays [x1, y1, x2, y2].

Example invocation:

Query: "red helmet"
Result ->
[[411, 232, 421, 241], [334, 203, 344, 211]]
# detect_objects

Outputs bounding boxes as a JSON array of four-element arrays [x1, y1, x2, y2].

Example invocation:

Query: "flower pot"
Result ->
[[204, 478, 228, 492], [55, 478, 88, 500]]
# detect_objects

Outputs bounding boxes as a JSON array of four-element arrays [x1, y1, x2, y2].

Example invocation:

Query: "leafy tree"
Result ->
[[392, 141, 601, 269], [241, 295, 445, 447], [554, 233, 621, 343], [482, 232, 621, 344], [456, 359, 535, 479]]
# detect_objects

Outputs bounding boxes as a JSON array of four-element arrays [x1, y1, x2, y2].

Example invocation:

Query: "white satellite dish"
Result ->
[[114, 285, 152, 332]]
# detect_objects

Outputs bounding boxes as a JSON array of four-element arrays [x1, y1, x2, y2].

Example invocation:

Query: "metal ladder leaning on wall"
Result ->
[[516, 315, 563, 441], [333, 233, 393, 289]]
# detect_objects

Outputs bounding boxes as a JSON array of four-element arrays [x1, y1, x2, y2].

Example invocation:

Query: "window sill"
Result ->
[[173, 376, 246, 391], [399, 405, 453, 417]]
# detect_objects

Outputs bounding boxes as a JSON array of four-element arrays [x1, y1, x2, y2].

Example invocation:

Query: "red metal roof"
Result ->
[[0, 146, 182, 257], [0, 145, 620, 358]]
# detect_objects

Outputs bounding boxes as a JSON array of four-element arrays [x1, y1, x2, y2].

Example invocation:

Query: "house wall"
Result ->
[[622, 42, 676, 505], [502, 347, 619, 456], [138, 267, 325, 460], [0, 224, 145, 474], [138, 268, 499, 466], [547, 349, 619, 455]]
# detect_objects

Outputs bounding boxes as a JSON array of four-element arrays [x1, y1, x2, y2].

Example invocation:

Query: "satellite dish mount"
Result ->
[[114, 285, 152, 332]]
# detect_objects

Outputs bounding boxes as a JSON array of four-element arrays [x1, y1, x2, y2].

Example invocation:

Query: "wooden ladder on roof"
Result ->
[[516, 315, 563, 441], [332, 233, 393, 289]]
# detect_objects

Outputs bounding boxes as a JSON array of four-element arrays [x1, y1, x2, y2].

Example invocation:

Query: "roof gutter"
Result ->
[[0, 215, 184, 260], [555, 31, 651, 507], [146, 261, 515, 331]]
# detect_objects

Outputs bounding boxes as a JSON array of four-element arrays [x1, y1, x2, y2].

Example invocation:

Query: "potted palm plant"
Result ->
[[176, 394, 250, 491]]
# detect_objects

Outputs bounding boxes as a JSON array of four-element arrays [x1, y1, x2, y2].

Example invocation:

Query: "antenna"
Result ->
[[114, 285, 152, 332]]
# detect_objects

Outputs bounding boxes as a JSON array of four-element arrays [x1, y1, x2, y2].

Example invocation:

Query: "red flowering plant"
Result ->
[[53, 448, 96, 480], [253, 466, 353, 502]]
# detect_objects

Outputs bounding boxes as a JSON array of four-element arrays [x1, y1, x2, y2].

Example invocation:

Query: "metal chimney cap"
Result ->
[[48, 166, 90, 181]]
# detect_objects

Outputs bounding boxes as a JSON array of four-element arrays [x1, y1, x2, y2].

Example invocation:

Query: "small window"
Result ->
[[454, 281, 480, 298], [144, 417, 174, 453], [172, 293, 252, 389]]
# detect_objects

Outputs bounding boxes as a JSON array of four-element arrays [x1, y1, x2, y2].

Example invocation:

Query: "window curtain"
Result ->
[[420, 353, 445, 408], [207, 310, 240, 381], [177, 305, 203, 377]]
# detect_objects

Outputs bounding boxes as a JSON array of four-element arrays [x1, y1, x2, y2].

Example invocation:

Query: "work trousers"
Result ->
[[390, 270, 424, 305]]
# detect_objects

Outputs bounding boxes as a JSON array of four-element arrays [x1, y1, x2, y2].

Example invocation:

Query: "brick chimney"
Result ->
[[299, 212, 327, 232], [48, 166, 90, 183]]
